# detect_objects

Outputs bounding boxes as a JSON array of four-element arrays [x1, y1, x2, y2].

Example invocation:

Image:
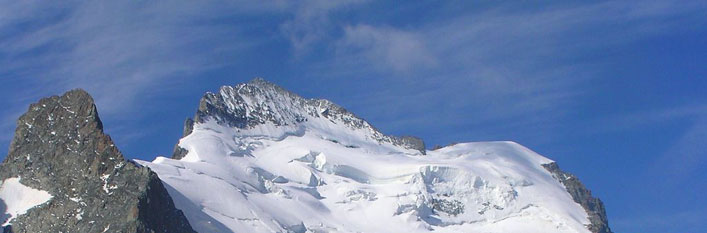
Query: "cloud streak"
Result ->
[[337, 25, 437, 73], [297, 1, 707, 147], [280, 0, 369, 55], [2, 2, 253, 112], [0, 1, 285, 147], [656, 116, 707, 184]]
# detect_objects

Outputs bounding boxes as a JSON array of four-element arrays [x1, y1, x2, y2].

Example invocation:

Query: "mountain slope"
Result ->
[[0, 90, 196, 233], [138, 78, 612, 233]]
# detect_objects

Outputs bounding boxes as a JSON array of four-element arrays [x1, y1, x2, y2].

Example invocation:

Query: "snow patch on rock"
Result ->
[[0, 177, 53, 226]]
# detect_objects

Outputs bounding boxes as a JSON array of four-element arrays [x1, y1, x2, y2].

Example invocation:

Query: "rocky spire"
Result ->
[[0, 89, 195, 233]]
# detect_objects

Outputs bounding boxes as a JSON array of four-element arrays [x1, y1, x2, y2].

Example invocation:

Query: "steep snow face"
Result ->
[[0, 177, 53, 226], [138, 121, 590, 233]]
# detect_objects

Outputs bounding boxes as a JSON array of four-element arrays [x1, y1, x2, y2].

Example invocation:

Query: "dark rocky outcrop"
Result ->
[[0, 89, 195, 233], [398, 136, 426, 155], [543, 162, 612, 233], [171, 118, 194, 160]]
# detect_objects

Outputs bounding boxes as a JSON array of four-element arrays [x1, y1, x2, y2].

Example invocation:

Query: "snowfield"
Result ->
[[0, 177, 53, 226], [137, 120, 590, 233], [135, 80, 593, 232]]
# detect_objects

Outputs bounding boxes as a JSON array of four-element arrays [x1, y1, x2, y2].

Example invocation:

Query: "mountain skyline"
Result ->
[[1, 82, 610, 232], [1, 1, 706, 232]]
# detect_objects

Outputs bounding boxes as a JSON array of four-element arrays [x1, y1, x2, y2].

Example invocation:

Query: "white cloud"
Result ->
[[0, 0, 370, 148], [316, 1, 707, 145], [2, 2, 251, 112], [1, 0, 704, 154], [338, 25, 437, 73], [0, 1, 280, 147], [279, 0, 368, 54]]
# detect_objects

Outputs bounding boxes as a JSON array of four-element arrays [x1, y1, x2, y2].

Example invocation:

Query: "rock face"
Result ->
[[0, 90, 195, 233], [543, 162, 612, 233], [172, 78, 426, 159]]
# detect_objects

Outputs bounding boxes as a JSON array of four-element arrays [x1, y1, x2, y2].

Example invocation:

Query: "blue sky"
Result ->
[[1, 1, 705, 232]]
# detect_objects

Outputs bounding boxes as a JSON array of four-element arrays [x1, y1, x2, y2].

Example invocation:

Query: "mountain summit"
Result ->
[[141, 78, 612, 233], [172, 78, 425, 160], [0, 90, 195, 232]]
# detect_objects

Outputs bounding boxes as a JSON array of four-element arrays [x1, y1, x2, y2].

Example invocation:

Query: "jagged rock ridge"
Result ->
[[0, 90, 195, 233], [172, 78, 424, 160]]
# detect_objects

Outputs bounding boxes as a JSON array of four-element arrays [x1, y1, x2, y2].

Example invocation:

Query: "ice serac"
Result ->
[[147, 78, 612, 233], [0, 90, 195, 233], [543, 162, 613, 233]]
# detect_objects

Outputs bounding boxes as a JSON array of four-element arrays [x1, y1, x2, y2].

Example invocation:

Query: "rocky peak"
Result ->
[[3, 89, 116, 191], [179, 78, 425, 155], [194, 78, 307, 128], [0, 89, 195, 233]]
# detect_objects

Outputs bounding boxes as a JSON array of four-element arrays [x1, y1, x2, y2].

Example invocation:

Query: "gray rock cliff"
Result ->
[[0, 89, 196, 233], [543, 162, 612, 233]]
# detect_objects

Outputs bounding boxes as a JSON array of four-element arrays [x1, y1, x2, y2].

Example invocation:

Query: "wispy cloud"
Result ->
[[1, 1, 703, 148], [655, 116, 707, 184], [279, 0, 369, 54], [0, 1, 283, 146], [337, 25, 436, 73], [1, 2, 704, 232], [1, 1, 261, 112], [591, 104, 707, 186], [0, 0, 377, 153], [301, 1, 707, 146], [585, 104, 707, 134]]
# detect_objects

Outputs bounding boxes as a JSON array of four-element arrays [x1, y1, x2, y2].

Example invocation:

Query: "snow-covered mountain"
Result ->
[[136, 78, 612, 233], [0, 79, 611, 232]]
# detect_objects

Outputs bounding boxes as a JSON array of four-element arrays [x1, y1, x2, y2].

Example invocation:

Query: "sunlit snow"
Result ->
[[137, 119, 591, 233], [0, 177, 53, 226]]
